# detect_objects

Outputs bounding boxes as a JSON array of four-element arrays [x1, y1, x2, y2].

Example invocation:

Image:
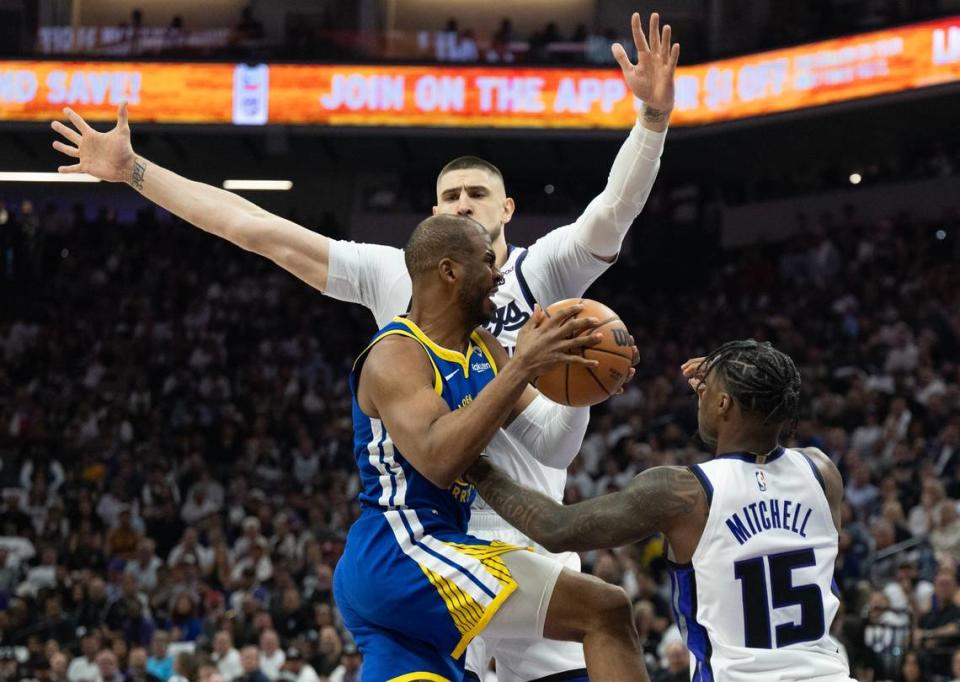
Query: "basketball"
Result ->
[[534, 298, 634, 407]]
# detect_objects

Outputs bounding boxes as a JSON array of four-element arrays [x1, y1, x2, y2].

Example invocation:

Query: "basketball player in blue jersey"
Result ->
[[51, 12, 677, 679], [466, 340, 857, 682], [335, 213, 648, 682]]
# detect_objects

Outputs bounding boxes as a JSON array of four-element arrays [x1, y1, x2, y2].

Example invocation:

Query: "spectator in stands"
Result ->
[[49, 651, 70, 682], [68, 633, 101, 682], [97, 649, 126, 682], [126, 539, 163, 592], [654, 640, 690, 682], [235, 5, 264, 42], [108, 507, 143, 560], [310, 625, 342, 678], [930, 500, 960, 563], [146, 630, 173, 681], [212, 630, 243, 681], [127, 646, 161, 682], [327, 641, 361, 682], [168, 592, 202, 641], [856, 590, 910, 680], [846, 462, 880, 517], [899, 650, 926, 682], [915, 569, 960, 676], [236, 645, 269, 682], [167, 527, 213, 574], [280, 646, 320, 682], [169, 651, 198, 682], [258, 629, 284, 680]]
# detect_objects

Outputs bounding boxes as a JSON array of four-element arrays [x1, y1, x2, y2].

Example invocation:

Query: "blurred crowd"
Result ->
[[17, 0, 959, 63], [0, 178, 958, 682]]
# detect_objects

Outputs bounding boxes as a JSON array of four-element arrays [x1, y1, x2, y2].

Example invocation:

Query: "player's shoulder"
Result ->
[[796, 447, 844, 499], [362, 333, 434, 383]]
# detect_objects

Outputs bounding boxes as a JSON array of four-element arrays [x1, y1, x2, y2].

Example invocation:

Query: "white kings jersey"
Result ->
[[325, 225, 610, 504], [676, 447, 853, 682]]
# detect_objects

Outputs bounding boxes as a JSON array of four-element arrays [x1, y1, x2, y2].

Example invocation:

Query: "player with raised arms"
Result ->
[[50, 11, 678, 680], [465, 340, 857, 682]]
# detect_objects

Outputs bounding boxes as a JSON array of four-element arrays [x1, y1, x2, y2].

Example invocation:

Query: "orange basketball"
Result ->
[[534, 298, 634, 407]]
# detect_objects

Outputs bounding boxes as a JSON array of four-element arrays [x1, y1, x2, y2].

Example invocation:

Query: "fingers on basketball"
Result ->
[[535, 298, 635, 407]]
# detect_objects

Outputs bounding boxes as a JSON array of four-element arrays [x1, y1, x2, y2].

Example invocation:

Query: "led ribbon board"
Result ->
[[1, 16, 958, 128]]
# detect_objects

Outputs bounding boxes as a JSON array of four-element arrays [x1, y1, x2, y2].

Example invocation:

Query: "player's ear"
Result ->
[[431, 205, 439, 216], [502, 197, 515, 224], [718, 392, 734, 417], [437, 257, 458, 283]]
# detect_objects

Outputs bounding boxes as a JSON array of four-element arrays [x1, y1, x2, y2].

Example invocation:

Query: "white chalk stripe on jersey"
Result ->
[[366, 418, 407, 508], [384, 509, 501, 608]]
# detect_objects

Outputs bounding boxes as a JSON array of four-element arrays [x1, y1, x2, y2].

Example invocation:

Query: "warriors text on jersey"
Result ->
[[672, 447, 853, 682]]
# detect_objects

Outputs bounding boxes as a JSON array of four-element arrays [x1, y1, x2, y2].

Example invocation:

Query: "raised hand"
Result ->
[[681, 356, 707, 392], [612, 12, 680, 115], [51, 102, 137, 183]]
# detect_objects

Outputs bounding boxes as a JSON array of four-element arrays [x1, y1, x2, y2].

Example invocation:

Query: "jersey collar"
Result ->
[[715, 446, 785, 465], [392, 316, 481, 375]]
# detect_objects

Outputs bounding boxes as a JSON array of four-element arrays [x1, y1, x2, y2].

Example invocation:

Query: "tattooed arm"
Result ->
[[466, 458, 706, 553]]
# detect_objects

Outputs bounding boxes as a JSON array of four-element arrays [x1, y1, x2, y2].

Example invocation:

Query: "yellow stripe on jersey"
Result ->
[[393, 316, 476, 375], [353, 328, 443, 395], [416, 540, 526, 659], [444, 540, 525, 658], [387, 673, 451, 682], [443, 540, 527, 588], [418, 564, 484, 634]]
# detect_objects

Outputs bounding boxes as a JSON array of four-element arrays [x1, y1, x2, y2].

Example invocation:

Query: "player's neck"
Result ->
[[715, 426, 781, 458], [493, 233, 509, 268], [407, 303, 474, 354]]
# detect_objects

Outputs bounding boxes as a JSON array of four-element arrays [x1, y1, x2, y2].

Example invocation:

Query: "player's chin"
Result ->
[[478, 297, 496, 324]]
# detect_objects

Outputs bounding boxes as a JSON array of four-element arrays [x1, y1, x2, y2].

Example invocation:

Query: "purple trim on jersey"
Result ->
[[669, 562, 714, 682], [689, 464, 714, 507], [715, 446, 785, 464], [529, 670, 588, 682], [513, 249, 538, 309], [799, 451, 827, 492], [831, 578, 841, 598]]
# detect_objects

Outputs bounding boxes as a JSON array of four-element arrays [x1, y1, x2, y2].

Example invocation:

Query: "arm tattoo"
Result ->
[[642, 106, 670, 124], [472, 465, 703, 552], [130, 157, 147, 191]]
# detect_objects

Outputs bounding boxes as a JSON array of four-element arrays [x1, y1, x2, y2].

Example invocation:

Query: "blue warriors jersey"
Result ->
[[335, 316, 526, 682], [349, 316, 500, 531]]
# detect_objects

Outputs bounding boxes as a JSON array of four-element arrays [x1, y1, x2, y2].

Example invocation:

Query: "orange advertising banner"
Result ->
[[1, 16, 958, 128], [0, 61, 237, 123]]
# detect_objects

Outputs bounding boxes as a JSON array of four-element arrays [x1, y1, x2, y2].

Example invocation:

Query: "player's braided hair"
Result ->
[[700, 339, 801, 428]]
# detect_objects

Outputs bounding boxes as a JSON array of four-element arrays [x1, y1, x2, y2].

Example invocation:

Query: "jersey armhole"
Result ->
[[688, 464, 714, 508], [798, 452, 827, 493], [513, 250, 538, 309]]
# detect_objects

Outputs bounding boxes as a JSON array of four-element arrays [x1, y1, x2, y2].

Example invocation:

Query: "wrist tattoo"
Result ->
[[130, 157, 147, 191], [643, 106, 670, 123]]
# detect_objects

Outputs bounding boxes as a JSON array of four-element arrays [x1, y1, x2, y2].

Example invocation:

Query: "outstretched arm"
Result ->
[[52, 103, 332, 292], [466, 460, 704, 553], [574, 12, 679, 260], [521, 13, 679, 304]]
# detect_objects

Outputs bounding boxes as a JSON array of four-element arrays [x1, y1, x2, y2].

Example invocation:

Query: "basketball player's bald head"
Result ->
[[404, 214, 490, 279]]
